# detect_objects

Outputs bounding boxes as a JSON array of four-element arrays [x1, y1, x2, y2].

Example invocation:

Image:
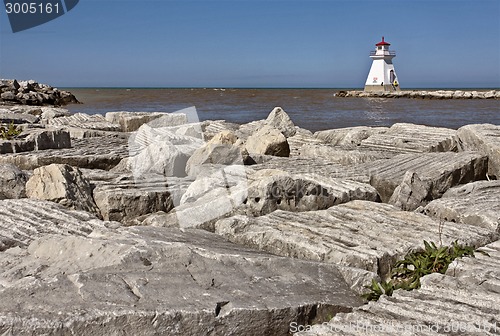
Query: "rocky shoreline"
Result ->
[[337, 89, 500, 99], [0, 87, 499, 335], [0, 79, 79, 106]]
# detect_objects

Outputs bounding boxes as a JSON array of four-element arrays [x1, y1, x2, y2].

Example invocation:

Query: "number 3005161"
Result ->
[[5, 2, 60, 14]]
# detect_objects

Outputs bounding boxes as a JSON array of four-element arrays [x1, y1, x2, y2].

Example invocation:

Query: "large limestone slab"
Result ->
[[314, 126, 388, 148], [299, 144, 396, 166], [105, 111, 188, 132], [360, 123, 461, 153], [366, 151, 487, 203], [245, 125, 290, 157], [215, 200, 498, 279], [424, 180, 500, 232], [0, 135, 129, 170], [0, 226, 363, 335], [458, 123, 500, 178], [0, 199, 110, 251], [92, 173, 191, 225], [298, 239, 500, 336], [251, 156, 370, 183], [245, 170, 379, 216], [47, 112, 120, 132], [0, 128, 70, 154]]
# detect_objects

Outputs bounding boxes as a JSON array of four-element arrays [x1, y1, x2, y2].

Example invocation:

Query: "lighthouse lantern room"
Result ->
[[364, 37, 400, 92]]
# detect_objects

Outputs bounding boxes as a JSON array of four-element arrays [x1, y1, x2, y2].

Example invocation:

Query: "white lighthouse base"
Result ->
[[364, 84, 401, 92]]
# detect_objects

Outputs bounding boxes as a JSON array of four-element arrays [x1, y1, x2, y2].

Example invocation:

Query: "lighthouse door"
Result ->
[[390, 70, 396, 84]]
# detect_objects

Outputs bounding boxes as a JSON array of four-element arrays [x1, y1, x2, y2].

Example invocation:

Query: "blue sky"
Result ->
[[1, 0, 499, 88]]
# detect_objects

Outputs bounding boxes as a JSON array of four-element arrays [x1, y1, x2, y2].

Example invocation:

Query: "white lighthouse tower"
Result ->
[[364, 37, 400, 92]]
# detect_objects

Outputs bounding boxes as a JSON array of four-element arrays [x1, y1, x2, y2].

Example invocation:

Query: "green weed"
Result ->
[[363, 240, 479, 301], [0, 122, 22, 140]]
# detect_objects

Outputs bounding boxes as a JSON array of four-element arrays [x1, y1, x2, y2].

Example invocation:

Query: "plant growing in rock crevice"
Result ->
[[0, 122, 22, 140], [362, 240, 484, 301]]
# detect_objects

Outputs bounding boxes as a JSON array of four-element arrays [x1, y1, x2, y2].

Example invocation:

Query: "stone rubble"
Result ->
[[1, 86, 500, 335]]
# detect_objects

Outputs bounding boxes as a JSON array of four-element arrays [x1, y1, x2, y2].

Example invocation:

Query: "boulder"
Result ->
[[360, 123, 461, 153], [298, 239, 500, 336], [265, 106, 296, 137], [0, 226, 363, 335], [245, 170, 336, 216], [39, 107, 71, 120], [215, 200, 497, 280], [185, 130, 244, 176], [314, 126, 388, 148], [105, 111, 188, 132], [457, 124, 500, 178], [245, 125, 290, 157], [424, 180, 500, 232], [25, 164, 100, 216], [366, 151, 488, 203], [0, 164, 28, 199]]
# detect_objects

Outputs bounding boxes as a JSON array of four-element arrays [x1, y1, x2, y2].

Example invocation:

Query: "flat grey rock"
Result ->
[[0, 136, 129, 170], [458, 123, 500, 178], [424, 180, 500, 232], [298, 239, 500, 336], [0, 226, 363, 335], [360, 123, 461, 153], [0, 128, 71, 154], [298, 143, 396, 166], [215, 200, 498, 280], [366, 151, 487, 203]]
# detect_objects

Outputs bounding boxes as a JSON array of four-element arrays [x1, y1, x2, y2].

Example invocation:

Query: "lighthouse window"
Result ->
[[377, 46, 381, 50]]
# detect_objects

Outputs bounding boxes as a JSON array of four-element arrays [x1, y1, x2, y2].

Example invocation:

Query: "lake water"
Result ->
[[65, 88, 500, 133]]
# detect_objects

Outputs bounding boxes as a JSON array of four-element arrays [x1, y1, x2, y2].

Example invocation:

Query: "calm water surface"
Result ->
[[65, 88, 500, 133]]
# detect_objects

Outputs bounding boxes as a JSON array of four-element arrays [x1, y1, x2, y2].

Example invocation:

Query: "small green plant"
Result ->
[[0, 122, 22, 140], [363, 240, 479, 301]]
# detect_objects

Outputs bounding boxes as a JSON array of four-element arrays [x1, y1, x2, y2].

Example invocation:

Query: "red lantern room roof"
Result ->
[[376, 36, 390, 46]]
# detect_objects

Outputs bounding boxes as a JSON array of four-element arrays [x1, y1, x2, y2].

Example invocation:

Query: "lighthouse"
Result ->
[[364, 37, 400, 92]]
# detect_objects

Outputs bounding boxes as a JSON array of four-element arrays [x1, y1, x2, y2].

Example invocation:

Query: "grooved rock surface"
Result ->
[[457, 123, 500, 178], [0, 199, 110, 251], [297, 239, 500, 336], [92, 174, 190, 225], [360, 123, 461, 153], [251, 156, 370, 183], [366, 151, 487, 203], [0, 226, 363, 336], [105, 112, 188, 132], [314, 126, 388, 148], [299, 144, 396, 166], [245, 125, 290, 157], [245, 170, 379, 216], [26, 164, 100, 216], [0, 136, 129, 170], [47, 113, 120, 132], [424, 180, 500, 232], [215, 200, 498, 280], [0, 164, 27, 199]]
